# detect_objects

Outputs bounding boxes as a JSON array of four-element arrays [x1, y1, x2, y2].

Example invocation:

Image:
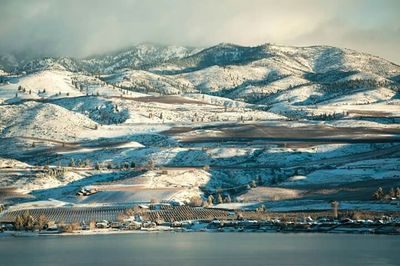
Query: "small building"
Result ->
[[96, 220, 109, 228]]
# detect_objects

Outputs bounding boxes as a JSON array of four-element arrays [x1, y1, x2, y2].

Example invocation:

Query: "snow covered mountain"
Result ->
[[81, 44, 201, 74], [1, 42, 399, 119], [1, 43, 400, 211], [0, 44, 200, 74], [1, 43, 399, 116]]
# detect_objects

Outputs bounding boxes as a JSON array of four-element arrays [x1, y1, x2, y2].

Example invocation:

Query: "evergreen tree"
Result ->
[[217, 194, 223, 204]]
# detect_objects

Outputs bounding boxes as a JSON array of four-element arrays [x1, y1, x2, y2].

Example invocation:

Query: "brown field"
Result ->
[[238, 179, 400, 203], [0, 188, 33, 202], [239, 187, 304, 201], [165, 123, 400, 144], [347, 109, 397, 117], [298, 178, 400, 201]]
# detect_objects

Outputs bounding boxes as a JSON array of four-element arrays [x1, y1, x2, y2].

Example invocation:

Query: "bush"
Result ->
[[59, 223, 80, 233], [188, 196, 203, 207]]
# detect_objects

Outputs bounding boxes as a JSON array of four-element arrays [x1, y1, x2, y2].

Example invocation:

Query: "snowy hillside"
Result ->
[[0, 42, 399, 212], [81, 44, 201, 74], [0, 44, 201, 74], [0, 102, 97, 141]]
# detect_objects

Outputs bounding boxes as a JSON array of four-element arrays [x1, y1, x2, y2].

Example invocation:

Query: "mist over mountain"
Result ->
[[1, 0, 399, 63], [0, 41, 399, 119]]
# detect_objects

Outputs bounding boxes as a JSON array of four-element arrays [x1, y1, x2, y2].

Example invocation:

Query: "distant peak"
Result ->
[[212, 43, 242, 49]]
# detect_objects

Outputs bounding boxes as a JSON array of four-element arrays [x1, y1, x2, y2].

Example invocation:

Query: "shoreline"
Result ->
[[2, 226, 399, 238]]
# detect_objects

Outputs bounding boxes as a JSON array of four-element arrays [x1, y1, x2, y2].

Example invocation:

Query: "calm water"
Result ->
[[0, 233, 399, 266]]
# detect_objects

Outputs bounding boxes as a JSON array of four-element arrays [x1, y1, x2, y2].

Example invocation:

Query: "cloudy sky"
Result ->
[[0, 0, 399, 63]]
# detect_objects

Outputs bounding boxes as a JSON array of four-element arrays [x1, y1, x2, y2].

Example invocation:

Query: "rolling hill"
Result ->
[[0, 42, 399, 212]]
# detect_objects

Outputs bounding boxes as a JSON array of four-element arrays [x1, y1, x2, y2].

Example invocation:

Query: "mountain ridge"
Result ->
[[1, 42, 399, 75]]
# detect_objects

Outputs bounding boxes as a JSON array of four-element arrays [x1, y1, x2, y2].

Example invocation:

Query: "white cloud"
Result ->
[[0, 0, 399, 63]]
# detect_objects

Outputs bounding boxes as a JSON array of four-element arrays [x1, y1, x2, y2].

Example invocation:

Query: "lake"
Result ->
[[0, 233, 399, 266]]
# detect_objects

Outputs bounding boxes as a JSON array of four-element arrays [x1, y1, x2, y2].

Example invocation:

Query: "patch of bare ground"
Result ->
[[277, 142, 323, 148], [297, 178, 400, 201], [0, 188, 32, 202], [162, 127, 194, 135], [238, 187, 304, 202], [238, 178, 400, 203], [172, 123, 400, 143], [347, 110, 395, 117]]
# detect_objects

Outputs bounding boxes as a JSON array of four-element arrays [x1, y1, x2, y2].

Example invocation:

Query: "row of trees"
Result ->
[[309, 111, 347, 121], [14, 211, 48, 231], [323, 78, 398, 93], [373, 187, 400, 200], [67, 158, 157, 171], [68, 158, 93, 168], [188, 194, 233, 207], [17, 85, 31, 94], [36, 166, 68, 181]]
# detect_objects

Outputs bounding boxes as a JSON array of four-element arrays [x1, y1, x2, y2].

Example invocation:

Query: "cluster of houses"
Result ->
[[76, 187, 97, 197], [1, 200, 399, 234], [202, 217, 400, 234], [36, 215, 400, 234]]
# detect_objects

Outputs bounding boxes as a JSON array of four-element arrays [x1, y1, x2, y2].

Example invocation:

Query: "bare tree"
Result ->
[[189, 196, 203, 207], [224, 194, 232, 203], [150, 198, 159, 204], [146, 159, 155, 170], [396, 187, 400, 198], [207, 195, 214, 206], [217, 194, 223, 204], [89, 220, 96, 230], [331, 201, 339, 219], [373, 187, 385, 200], [22, 211, 34, 231], [14, 215, 24, 231], [389, 188, 396, 198], [35, 214, 48, 231]]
